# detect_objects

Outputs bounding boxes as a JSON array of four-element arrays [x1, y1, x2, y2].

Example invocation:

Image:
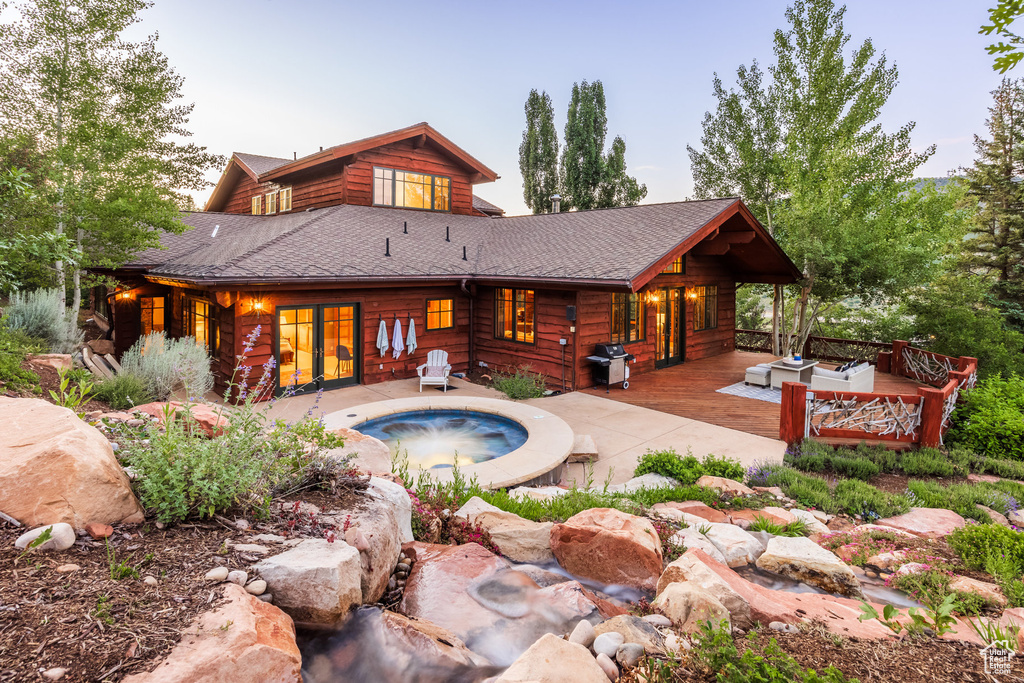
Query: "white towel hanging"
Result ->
[[406, 317, 418, 355], [376, 319, 389, 357], [392, 318, 405, 359]]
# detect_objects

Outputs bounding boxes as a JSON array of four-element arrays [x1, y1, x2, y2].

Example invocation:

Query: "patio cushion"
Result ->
[[424, 366, 446, 377], [847, 362, 872, 376], [746, 365, 771, 377], [812, 367, 846, 380]]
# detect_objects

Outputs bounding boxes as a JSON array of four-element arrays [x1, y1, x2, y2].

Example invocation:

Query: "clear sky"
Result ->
[[128, 0, 1003, 215]]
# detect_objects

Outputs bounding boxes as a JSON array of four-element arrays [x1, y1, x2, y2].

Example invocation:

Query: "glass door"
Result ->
[[276, 303, 359, 394], [655, 288, 684, 368]]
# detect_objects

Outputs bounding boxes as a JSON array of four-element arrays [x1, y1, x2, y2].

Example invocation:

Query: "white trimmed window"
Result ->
[[265, 191, 278, 214], [279, 187, 292, 212], [251, 196, 262, 215]]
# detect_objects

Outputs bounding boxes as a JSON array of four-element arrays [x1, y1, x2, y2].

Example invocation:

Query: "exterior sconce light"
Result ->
[[686, 290, 698, 301], [117, 290, 133, 301], [251, 299, 265, 313]]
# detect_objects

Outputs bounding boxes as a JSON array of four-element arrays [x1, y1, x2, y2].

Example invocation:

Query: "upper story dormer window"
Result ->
[[265, 191, 278, 214], [373, 167, 451, 212], [251, 195, 262, 215]]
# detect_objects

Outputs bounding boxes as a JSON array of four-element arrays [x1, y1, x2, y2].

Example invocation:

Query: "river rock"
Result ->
[[652, 500, 730, 524], [604, 473, 679, 493], [593, 614, 665, 654], [549, 508, 663, 592], [788, 509, 830, 536], [593, 631, 624, 657], [595, 653, 618, 682], [205, 567, 229, 581], [642, 614, 672, 627], [616, 642, 645, 668], [569, 618, 596, 647], [655, 582, 731, 633], [227, 570, 248, 586], [255, 538, 362, 624], [695, 476, 754, 497], [495, 633, 609, 683], [756, 536, 863, 598], [875, 507, 966, 539], [133, 401, 229, 438], [15, 523, 76, 552], [325, 428, 392, 475], [245, 580, 267, 595], [367, 476, 414, 544], [949, 575, 1007, 606], [668, 527, 727, 564], [657, 550, 752, 628], [0, 397, 145, 528], [700, 522, 764, 567], [121, 583, 300, 683]]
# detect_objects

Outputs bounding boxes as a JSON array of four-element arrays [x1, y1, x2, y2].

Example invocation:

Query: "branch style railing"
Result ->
[[779, 342, 979, 448], [735, 329, 890, 364]]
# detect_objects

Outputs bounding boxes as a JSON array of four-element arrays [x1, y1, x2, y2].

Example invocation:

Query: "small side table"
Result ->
[[768, 359, 819, 389]]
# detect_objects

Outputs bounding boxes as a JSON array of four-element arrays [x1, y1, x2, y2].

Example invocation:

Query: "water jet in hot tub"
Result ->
[[323, 396, 575, 488]]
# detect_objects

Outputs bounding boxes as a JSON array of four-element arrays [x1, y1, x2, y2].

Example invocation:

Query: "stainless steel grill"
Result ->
[[586, 343, 635, 392]]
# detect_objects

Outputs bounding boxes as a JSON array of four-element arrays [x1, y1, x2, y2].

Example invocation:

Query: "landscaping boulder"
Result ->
[[471, 511, 555, 564], [976, 504, 1010, 527], [864, 550, 912, 573], [121, 583, 301, 683], [763, 506, 798, 523], [495, 633, 609, 683], [87, 339, 116, 356], [875, 507, 966, 539], [695, 476, 754, 497], [455, 496, 502, 520], [549, 508, 663, 592], [756, 536, 863, 598], [788, 509, 830, 536], [509, 486, 567, 502], [849, 523, 917, 539], [949, 575, 1007, 607], [1010, 510, 1024, 527], [26, 353, 73, 372], [729, 508, 791, 528], [651, 500, 729, 524], [657, 550, 753, 628], [367, 476, 414, 543], [654, 583, 730, 633], [593, 614, 666, 654], [339, 485, 402, 603], [605, 473, 679, 493], [700, 522, 764, 567], [325, 427, 392, 476], [0, 397, 144, 528], [133, 401, 229, 438], [255, 539, 362, 624], [669, 527, 727, 564]]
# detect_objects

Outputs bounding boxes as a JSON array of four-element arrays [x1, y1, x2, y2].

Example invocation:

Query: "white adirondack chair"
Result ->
[[417, 349, 451, 392]]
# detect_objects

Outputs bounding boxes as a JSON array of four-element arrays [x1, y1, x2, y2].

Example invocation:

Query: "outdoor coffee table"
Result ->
[[768, 359, 819, 389]]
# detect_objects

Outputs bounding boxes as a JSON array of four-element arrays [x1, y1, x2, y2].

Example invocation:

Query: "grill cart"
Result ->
[[586, 343, 635, 392]]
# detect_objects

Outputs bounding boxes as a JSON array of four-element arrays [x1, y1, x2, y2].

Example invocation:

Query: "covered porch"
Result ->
[[582, 350, 927, 441]]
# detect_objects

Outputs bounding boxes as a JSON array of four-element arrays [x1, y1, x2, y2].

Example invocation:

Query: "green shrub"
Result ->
[[756, 464, 909, 518], [120, 332, 214, 400], [891, 569, 996, 616], [634, 447, 744, 485], [6, 288, 83, 353], [949, 524, 1024, 573], [93, 373, 153, 410], [906, 480, 1005, 522], [490, 365, 546, 400], [0, 321, 45, 391], [898, 449, 964, 478], [947, 374, 1024, 460]]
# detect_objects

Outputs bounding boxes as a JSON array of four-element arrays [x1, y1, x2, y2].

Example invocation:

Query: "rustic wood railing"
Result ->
[[779, 342, 979, 448], [735, 329, 890, 364]]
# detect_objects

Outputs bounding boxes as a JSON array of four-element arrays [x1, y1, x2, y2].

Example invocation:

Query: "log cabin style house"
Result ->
[[94, 122, 800, 398]]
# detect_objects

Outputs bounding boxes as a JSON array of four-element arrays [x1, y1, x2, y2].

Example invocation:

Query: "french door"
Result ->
[[655, 288, 684, 368], [276, 303, 359, 394]]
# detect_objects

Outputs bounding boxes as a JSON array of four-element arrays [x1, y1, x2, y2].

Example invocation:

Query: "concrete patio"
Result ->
[[266, 377, 786, 487]]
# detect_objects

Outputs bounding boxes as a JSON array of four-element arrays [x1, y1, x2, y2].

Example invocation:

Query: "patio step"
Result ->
[[567, 434, 598, 463]]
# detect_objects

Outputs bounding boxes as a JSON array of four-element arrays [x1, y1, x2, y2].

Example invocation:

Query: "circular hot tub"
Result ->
[[323, 396, 574, 489]]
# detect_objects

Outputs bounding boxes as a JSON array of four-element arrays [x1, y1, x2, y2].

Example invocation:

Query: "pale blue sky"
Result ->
[[130, 0, 1002, 215]]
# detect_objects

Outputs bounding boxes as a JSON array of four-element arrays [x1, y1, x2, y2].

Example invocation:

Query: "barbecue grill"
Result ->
[[587, 343, 635, 392]]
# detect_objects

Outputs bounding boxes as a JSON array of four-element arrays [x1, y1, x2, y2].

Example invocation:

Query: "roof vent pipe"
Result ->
[[550, 193, 561, 214], [403, 221, 408, 234], [385, 237, 391, 257], [462, 246, 468, 261], [293, 152, 297, 160], [211, 224, 219, 238], [446, 226, 450, 242]]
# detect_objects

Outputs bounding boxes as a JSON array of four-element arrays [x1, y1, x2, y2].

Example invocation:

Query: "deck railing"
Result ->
[[779, 341, 979, 448], [735, 329, 890, 364]]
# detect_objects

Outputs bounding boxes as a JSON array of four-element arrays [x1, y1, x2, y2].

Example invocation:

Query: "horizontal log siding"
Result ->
[[232, 285, 471, 392], [473, 287, 577, 390]]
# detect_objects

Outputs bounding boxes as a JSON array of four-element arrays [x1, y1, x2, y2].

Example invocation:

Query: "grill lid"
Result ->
[[593, 343, 627, 358]]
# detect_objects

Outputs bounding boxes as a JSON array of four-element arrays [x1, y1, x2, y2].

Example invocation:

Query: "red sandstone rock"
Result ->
[[122, 583, 301, 683], [85, 522, 113, 539], [549, 508, 663, 592], [653, 500, 729, 524], [133, 401, 229, 438], [729, 509, 791, 527], [695, 475, 755, 496], [875, 507, 966, 539]]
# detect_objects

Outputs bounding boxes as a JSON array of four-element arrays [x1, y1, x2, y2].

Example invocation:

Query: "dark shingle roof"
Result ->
[[472, 195, 504, 216], [123, 198, 786, 286], [233, 153, 292, 177]]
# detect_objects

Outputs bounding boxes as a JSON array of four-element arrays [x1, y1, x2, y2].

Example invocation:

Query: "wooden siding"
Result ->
[[217, 139, 485, 217], [473, 287, 578, 391]]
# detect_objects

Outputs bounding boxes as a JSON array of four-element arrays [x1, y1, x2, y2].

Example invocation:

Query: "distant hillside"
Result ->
[[913, 176, 963, 191]]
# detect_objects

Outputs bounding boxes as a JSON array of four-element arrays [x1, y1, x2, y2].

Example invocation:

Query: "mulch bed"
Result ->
[[868, 472, 970, 496]]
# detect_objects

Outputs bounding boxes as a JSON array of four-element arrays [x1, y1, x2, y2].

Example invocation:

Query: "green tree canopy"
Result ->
[[983, 0, 1024, 73], [518, 89, 560, 214]]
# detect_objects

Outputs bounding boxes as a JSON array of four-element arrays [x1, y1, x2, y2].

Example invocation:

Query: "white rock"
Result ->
[[245, 579, 267, 595], [468, 510, 555, 564], [249, 534, 287, 544], [667, 527, 728, 565], [788, 509, 830, 535], [595, 652, 618, 681], [593, 631, 625, 658], [495, 633, 609, 683], [454, 496, 502, 521], [641, 614, 672, 628], [769, 621, 799, 633], [14, 523, 76, 552], [756, 536, 863, 598], [569, 618, 596, 647], [604, 473, 679, 494], [41, 668, 67, 681], [230, 543, 271, 556], [663, 632, 691, 653], [654, 582, 730, 633], [895, 562, 930, 577], [700, 522, 764, 567], [367, 476, 414, 544], [143, 575, 159, 586], [508, 485, 567, 502], [205, 566, 229, 581], [227, 570, 248, 586], [657, 551, 752, 628], [255, 538, 362, 624], [616, 642, 645, 668]]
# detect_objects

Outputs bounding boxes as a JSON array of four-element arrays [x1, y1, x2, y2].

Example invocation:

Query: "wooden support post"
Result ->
[[891, 340, 908, 378], [780, 381, 808, 444], [958, 356, 978, 372], [918, 385, 945, 448], [877, 350, 892, 374]]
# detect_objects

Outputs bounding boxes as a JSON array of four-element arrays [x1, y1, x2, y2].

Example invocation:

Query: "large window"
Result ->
[[495, 288, 535, 344], [373, 167, 451, 212], [662, 256, 685, 274], [692, 285, 718, 332], [186, 298, 220, 354], [140, 296, 165, 335], [251, 195, 262, 215], [265, 191, 278, 214], [426, 298, 454, 330], [279, 187, 292, 212], [611, 293, 645, 343]]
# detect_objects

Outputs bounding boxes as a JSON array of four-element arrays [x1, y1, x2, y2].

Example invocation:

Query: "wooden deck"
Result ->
[[582, 351, 926, 441]]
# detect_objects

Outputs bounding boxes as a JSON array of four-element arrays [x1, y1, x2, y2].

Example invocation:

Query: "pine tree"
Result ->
[[963, 78, 1024, 332], [518, 89, 560, 214]]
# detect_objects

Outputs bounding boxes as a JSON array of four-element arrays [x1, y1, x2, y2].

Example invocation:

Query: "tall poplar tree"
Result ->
[[560, 80, 608, 211], [963, 78, 1024, 332], [518, 89, 560, 214], [0, 0, 222, 309]]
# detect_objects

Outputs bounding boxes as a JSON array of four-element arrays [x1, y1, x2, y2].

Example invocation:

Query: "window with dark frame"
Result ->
[[373, 167, 451, 212], [426, 298, 454, 330], [662, 256, 685, 274], [140, 296, 165, 335], [186, 298, 220, 354], [495, 288, 535, 343], [610, 293, 645, 343], [692, 285, 718, 331]]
